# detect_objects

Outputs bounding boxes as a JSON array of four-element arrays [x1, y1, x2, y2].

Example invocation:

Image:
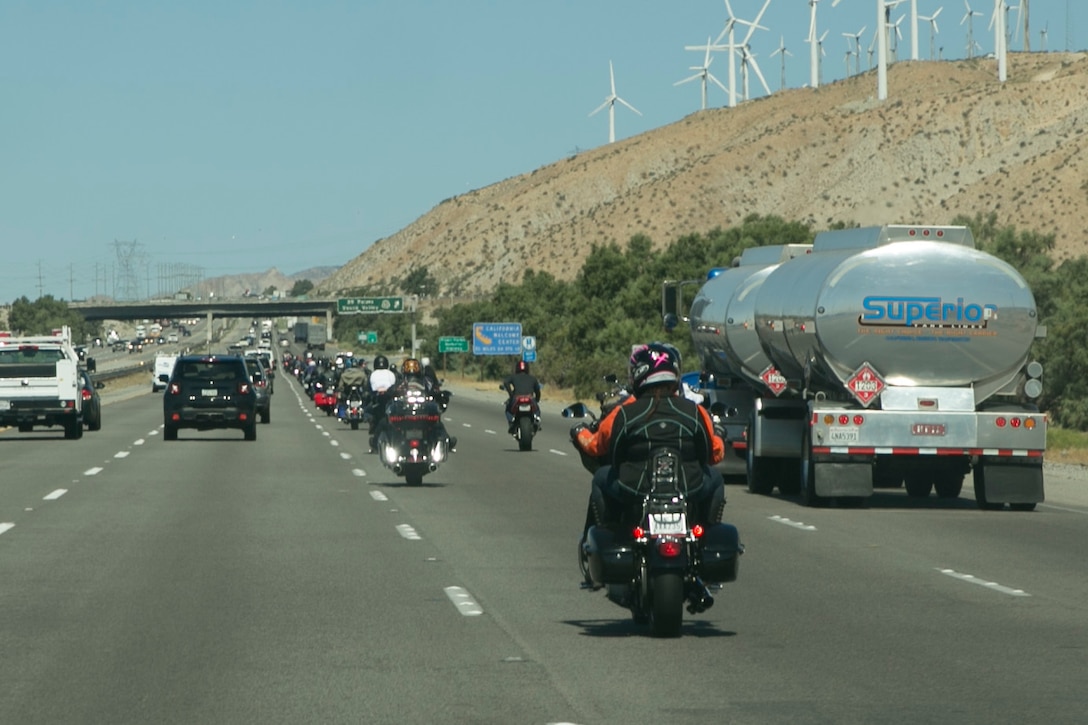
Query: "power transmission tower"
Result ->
[[111, 239, 144, 301]]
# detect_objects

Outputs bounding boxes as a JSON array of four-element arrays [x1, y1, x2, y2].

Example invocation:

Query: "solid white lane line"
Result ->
[[44, 489, 67, 500], [396, 524, 422, 540], [770, 515, 817, 531], [84, 467, 104, 476], [938, 568, 1030, 597], [444, 586, 484, 616]]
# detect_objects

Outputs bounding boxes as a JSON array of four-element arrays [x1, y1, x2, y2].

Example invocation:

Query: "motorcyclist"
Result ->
[[392, 358, 457, 451], [367, 355, 398, 452], [572, 343, 726, 594], [501, 360, 542, 435]]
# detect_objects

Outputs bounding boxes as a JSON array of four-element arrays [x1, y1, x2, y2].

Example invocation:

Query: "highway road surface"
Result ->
[[1, 371, 1087, 725]]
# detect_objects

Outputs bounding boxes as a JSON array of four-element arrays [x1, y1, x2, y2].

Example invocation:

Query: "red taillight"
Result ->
[[633, 526, 646, 539], [996, 417, 1007, 428], [82, 389, 92, 401], [238, 382, 251, 394], [838, 414, 849, 425], [408, 439, 421, 448], [657, 539, 683, 558], [691, 524, 705, 539], [1010, 417, 1022, 428], [853, 414, 864, 425]]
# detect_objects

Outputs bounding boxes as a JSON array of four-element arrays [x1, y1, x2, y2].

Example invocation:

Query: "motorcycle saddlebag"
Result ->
[[586, 526, 637, 585], [698, 523, 741, 583]]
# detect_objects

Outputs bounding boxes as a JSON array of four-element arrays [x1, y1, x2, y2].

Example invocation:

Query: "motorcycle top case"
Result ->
[[585, 526, 637, 585], [698, 523, 741, 583]]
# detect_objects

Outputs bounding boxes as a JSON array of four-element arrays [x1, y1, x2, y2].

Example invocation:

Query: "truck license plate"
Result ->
[[828, 427, 859, 443], [912, 423, 946, 436]]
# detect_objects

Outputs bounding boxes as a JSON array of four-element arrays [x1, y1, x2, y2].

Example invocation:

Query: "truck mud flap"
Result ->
[[698, 523, 741, 583], [814, 461, 873, 498], [586, 526, 637, 585], [977, 459, 1044, 504]]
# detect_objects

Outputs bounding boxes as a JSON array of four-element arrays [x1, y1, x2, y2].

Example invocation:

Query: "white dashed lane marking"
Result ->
[[0, 523, 14, 536], [770, 515, 817, 531], [44, 490, 67, 501], [84, 467, 104, 476], [444, 586, 484, 616], [396, 524, 422, 540], [938, 568, 1030, 597]]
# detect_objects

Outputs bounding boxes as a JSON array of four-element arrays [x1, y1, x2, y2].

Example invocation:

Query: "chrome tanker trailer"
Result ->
[[676, 244, 812, 477], [670, 225, 1046, 510]]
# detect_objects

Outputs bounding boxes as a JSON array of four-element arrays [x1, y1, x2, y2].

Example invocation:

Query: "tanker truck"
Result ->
[[665, 225, 1046, 510]]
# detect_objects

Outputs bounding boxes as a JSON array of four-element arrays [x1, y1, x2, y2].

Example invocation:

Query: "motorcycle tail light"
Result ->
[[657, 539, 683, 558], [632, 526, 646, 539]]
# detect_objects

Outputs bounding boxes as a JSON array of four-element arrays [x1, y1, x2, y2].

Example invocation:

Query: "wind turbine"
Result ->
[[920, 8, 943, 59], [808, 0, 846, 89], [1039, 21, 1047, 51], [735, 0, 779, 100], [909, 0, 920, 59], [770, 34, 793, 90], [962, 0, 982, 58], [588, 60, 641, 144], [843, 25, 867, 75], [675, 37, 729, 110]]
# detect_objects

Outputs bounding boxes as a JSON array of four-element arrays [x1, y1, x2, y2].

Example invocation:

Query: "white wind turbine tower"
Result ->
[[692, 0, 754, 108], [588, 60, 641, 144], [815, 29, 830, 84], [988, 0, 1007, 82], [920, 7, 943, 59], [962, 0, 982, 58], [808, 0, 846, 89], [1039, 21, 1047, 51], [909, 0, 920, 59], [770, 35, 793, 91], [675, 37, 729, 110]]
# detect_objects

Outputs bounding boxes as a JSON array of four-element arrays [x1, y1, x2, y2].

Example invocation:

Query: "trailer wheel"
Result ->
[[904, 474, 933, 498]]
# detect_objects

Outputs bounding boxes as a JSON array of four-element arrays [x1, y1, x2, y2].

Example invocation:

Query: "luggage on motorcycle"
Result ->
[[585, 525, 637, 585], [697, 522, 741, 583]]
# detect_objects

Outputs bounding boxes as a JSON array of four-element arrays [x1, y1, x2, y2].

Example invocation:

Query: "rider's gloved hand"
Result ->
[[569, 423, 588, 441]]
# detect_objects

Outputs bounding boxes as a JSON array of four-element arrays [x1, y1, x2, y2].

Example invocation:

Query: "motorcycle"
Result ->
[[500, 385, 541, 451], [337, 384, 369, 430], [375, 389, 452, 486], [563, 400, 742, 638]]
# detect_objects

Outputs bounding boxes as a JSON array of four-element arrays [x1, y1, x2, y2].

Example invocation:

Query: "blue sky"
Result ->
[[1, 0, 1081, 302]]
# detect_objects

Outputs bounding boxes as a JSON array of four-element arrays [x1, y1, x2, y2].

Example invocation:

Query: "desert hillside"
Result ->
[[319, 52, 1088, 298]]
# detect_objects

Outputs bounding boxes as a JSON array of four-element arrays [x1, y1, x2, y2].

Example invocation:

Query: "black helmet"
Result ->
[[374, 355, 389, 370], [628, 342, 680, 393]]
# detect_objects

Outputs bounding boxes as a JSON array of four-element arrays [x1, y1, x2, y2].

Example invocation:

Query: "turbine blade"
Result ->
[[616, 97, 642, 116]]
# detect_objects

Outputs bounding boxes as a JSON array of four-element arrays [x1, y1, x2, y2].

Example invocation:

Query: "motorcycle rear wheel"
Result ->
[[518, 417, 533, 451], [648, 572, 684, 638]]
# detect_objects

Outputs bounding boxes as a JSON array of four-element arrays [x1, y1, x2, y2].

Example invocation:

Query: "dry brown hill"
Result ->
[[319, 52, 1088, 298]]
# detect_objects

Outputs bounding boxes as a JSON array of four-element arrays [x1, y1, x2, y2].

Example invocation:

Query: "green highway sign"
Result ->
[[337, 296, 404, 314], [438, 336, 470, 353]]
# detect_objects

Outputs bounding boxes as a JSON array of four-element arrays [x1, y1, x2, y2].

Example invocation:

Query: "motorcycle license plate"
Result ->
[[518, 405, 532, 412], [648, 512, 687, 536]]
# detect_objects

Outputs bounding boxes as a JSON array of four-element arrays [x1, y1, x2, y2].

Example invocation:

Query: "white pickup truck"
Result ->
[[0, 326, 89, 439]]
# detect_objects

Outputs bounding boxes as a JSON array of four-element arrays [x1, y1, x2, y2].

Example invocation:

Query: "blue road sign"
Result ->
[[472, 322, 523, 355]]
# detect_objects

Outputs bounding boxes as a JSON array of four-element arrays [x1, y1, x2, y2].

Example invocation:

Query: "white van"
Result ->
[[152, 353, 179, 392]]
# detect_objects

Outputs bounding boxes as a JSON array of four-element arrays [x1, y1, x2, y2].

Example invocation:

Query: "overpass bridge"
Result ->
[[70, 299, 336, 346]]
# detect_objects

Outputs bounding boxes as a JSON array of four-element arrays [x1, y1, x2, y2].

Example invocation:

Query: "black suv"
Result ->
[[163, 355, 258, 441]]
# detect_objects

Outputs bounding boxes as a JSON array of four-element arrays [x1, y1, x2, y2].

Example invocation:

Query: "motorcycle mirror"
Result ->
[[562, 402, 591, 419], [709, 401, 727, 417]]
